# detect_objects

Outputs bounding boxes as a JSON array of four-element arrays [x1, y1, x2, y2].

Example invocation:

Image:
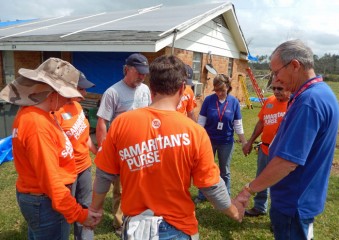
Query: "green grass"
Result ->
[[0, 83, 338, 239]]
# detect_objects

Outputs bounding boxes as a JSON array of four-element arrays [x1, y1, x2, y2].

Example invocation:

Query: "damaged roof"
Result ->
[[0, 2, 249, 56]]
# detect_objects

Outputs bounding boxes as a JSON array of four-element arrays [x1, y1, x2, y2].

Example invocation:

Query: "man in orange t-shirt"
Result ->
[[90, 55, 244, 239], [242, 78, 290, 216], [176, 64, 197, 120]]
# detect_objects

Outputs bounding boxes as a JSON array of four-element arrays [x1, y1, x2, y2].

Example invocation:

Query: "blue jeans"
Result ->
[[198, 143, 233, 200], [158, 221, 192, 240], [270, 207, 314, 240], [253, 147, 269, 212], [16, 191, 70, 240], [71, 167, 93, 240]]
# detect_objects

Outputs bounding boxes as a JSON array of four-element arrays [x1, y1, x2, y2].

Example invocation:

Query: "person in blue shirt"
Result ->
[[235, 39, 339, 240], [194, 74, 247, 203]]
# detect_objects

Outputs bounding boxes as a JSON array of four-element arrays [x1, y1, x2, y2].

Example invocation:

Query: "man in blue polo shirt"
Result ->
[[235, 39, 338, 239]]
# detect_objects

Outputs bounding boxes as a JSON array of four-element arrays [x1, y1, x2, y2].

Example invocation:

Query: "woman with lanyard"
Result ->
[[194, 74, 247, 204]]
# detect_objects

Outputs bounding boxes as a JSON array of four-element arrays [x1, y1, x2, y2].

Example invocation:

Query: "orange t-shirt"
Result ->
[[12, 106, 88, 223], [258, 95, 288, 155], [95, 107, 220, 235], [176, 86, 197, 115], [55, 101, 91, 174]]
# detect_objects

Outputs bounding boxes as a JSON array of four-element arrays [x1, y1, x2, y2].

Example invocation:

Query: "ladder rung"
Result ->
[[246, 67, 264, 105]]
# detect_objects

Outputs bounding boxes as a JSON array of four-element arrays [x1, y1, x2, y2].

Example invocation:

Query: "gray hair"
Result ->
[[271, 39, 314, 70]]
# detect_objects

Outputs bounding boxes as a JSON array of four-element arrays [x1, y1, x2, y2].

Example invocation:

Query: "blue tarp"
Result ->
[[250, 97, 267, 102], [248, 53, 259, 62], [73, 52, 133, 94], [0, 19, 35, 27], [0, 135, 13, 165]]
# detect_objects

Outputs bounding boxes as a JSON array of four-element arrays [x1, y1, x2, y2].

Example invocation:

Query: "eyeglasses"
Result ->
[[271, 60, 292, 77], [271, 87, 284, 91]]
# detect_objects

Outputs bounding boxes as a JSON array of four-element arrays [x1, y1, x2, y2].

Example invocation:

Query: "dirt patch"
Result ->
[[331, 162, 339, 176]]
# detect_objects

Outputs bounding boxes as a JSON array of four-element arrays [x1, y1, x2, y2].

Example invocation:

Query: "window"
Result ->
[[192, 52, 203, 97], [228, 58, 234, 78], [192, 52, 202, 82]]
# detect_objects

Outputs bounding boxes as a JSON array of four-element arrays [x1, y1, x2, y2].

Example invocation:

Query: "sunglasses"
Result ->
[[271, 87, 284, 91]]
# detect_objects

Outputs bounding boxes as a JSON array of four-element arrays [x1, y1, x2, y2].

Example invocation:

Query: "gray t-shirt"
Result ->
[[97, 80, 151, 122]]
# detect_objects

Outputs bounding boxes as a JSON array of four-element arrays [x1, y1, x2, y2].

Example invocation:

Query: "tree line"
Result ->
[[249, 53, 339, 81]]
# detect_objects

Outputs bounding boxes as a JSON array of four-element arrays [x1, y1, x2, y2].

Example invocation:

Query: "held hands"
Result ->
[[242, 142, 253, 156], [231, 199, 245, 222], [234, 187, 252, 209], [82, 207, 103, 229]]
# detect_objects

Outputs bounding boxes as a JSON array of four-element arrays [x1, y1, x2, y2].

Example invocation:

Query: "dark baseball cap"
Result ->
[[126, 53, 149, 74], [78, 71, 95, 89]]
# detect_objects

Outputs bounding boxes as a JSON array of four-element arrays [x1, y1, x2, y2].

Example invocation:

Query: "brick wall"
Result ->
[[2, 49, 249, 111], [13, 51, 41, 78]]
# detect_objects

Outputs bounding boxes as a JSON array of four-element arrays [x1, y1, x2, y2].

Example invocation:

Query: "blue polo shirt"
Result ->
[[269, 79, 339, 219], [199, 94, 242, 145]]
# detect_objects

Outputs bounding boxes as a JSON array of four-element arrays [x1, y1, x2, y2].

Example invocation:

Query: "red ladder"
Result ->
[[246, 67, 265, 106]]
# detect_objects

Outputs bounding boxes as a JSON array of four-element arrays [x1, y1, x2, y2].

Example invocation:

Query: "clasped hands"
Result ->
[[232, 187, 253, 222], [82, 207, 103, 229]]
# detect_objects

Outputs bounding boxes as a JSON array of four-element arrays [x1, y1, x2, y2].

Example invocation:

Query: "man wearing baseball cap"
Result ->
[[96, 53, 152, 236]]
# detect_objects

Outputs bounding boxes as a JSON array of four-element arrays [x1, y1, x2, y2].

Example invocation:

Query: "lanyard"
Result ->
[[287, 76, 323, 111], [216, 100, 228, 122]]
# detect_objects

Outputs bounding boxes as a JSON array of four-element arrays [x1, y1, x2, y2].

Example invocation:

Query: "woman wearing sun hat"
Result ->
[[0, 58, 101, 239]]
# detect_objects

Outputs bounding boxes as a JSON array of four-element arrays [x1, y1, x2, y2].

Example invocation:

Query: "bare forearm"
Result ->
[[87, 137, 97, 154], [248, 121, 264, 145], [90, 191, 107, 211], [242, 121, 263, 155], [96, 118, 107, 146], [237, 134, 247, 145], [250, 156, 298, 193]]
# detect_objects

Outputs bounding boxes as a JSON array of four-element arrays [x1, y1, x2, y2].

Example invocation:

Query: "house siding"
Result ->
[[0, 47, 248, 117]]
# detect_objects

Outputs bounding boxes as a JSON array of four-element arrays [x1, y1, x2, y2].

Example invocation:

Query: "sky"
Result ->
[[1, 0, 338, 57]]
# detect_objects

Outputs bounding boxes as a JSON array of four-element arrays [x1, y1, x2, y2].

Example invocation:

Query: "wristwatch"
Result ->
[[244, 183, 255, 195]]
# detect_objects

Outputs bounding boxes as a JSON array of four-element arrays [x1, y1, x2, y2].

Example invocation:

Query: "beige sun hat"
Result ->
[[0, 58, 83, 106], [0, 76, 54, 106]]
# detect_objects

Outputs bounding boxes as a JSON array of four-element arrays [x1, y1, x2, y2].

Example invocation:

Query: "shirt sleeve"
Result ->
[[234, 99, 242, 120], [97, 89, 116, 121], [199, 95, 210, 117], [26, 132, 88, 223]]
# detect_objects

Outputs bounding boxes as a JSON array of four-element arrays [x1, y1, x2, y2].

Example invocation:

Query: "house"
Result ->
[[0, 2, 251, 136]]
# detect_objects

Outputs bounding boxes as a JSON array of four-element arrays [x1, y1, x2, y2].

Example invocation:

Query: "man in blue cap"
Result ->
[[96, 53, 152, 236]]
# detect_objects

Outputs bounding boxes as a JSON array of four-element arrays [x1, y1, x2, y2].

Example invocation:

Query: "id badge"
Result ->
[[217, 122, 223, 130]]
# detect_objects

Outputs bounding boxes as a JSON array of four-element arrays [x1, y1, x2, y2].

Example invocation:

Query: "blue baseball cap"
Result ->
[[126, 53, 149, 74], [78, 71, 95, 89]]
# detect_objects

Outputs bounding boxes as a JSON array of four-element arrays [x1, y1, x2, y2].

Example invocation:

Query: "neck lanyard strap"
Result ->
[[216, 100, 228, 122], [287, 77, 322, 111]]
